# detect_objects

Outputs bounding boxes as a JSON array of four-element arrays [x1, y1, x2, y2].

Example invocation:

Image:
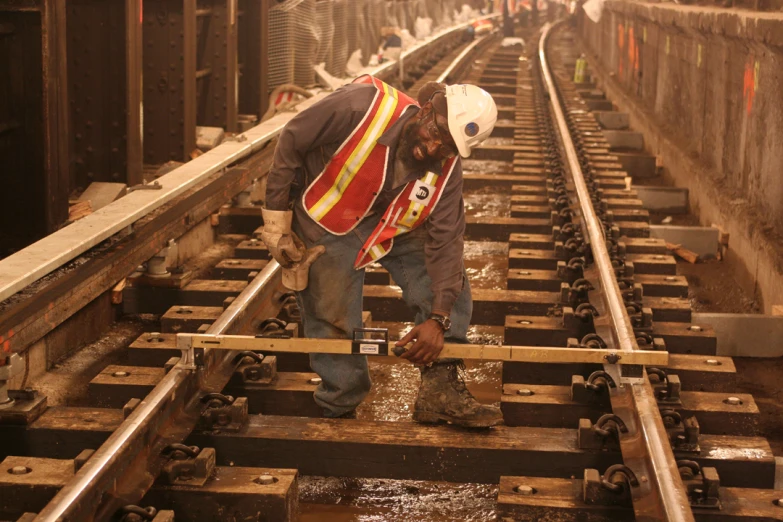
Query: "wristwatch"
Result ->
[[429, 313, 451, 332]]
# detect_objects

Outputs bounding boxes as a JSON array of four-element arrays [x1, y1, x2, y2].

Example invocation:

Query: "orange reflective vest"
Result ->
[[302, 75, 458, 269]]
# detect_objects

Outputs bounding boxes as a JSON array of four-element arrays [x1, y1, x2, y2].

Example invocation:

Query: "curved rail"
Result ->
[[538, 21, 694, 522]]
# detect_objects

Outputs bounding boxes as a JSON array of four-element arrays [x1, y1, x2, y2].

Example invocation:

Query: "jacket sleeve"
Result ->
[[424, 160, 467, 317], [265, 85, 371, 211]]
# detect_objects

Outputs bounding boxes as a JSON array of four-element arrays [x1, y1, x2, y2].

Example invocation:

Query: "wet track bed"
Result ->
[[1, 20, 782, 522]]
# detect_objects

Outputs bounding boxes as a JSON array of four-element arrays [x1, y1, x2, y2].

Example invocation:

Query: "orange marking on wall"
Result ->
[[617, 24, 625, 77], [743, 57, 756, 115], [1, 329, 12, 354], [628, 26, 640, 76]]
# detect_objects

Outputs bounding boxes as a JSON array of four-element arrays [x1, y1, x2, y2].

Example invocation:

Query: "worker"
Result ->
[[518, 0, 531, 27], [261, 76, 503, 428], [502, 0, 515, 37], [378, 27, 402, 63]]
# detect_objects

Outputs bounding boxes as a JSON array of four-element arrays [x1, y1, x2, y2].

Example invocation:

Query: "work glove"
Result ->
[[282, 245, 326, 291], [260, 209, 326, 291], [260, 209, 304, 268]]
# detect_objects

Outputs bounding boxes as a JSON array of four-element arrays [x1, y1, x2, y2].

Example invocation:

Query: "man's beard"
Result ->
[[398, 120, 442, 173]]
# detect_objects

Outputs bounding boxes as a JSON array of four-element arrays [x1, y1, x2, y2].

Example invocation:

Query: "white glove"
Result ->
[[260, 209, 304, 268]]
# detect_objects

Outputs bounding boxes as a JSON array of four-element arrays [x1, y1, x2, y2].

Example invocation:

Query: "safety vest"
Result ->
[[302, 75, 458, 269]]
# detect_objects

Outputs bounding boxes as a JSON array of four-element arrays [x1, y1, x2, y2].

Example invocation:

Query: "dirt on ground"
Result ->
[[31, 316, 151, 406], [673, 255, 783, 455], [733, 357, 783, 455], [678, 258, 761, 314]]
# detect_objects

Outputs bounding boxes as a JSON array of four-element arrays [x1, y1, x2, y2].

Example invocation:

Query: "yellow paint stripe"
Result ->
[[310, 82, 400, 220]]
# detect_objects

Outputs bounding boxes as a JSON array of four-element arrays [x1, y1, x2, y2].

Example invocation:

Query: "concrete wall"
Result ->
[[577, 3, 783, 312]]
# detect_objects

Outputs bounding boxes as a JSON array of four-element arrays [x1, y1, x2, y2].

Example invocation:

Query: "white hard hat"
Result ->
[[444, 84, 498, 158]]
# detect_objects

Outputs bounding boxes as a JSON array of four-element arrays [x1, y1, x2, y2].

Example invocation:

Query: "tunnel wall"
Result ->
[[577, 3, 783, 312]]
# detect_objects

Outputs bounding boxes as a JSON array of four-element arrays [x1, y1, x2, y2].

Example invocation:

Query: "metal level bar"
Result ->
[[0, 13, 499, 306], [538, 22, 694, 522], [181, 333, 669, 366], [33, 261, 283, 521]]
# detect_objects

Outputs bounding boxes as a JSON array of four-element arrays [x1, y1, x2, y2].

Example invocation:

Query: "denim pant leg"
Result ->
[[293, 223, 370, 417], [379, 229, 473, 344]]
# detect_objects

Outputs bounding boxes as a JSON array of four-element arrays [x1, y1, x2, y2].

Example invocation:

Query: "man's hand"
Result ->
[[395, 320, 445, 365]]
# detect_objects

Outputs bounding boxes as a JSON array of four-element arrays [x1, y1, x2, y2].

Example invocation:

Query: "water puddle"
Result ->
[[464, 194, 512, 219], [461, 159, 513, 173], [300, 478, 499, 522]]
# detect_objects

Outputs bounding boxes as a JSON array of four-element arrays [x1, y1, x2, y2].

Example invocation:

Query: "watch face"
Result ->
[[442, 317, 452, 330]]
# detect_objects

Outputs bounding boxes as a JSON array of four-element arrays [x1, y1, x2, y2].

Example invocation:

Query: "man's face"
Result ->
[[399, 102, 458, 172]]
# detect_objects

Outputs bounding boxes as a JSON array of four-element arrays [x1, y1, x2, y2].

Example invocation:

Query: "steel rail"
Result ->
[[31, 22, 503, 520], [0, 14, 498, 306], [33, 260, 284, 521], [538, 22, 694, 522]]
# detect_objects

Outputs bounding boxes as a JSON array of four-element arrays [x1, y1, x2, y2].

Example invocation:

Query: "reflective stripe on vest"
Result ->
[[354, 157, 458, 269], [302, 75, 416, 235]]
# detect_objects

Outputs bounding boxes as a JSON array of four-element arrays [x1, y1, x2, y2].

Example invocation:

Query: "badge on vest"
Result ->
[[409, 179, 436, 206]]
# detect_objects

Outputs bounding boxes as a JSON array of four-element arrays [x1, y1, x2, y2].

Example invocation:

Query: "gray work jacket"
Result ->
[[265, 83, 466, 316]]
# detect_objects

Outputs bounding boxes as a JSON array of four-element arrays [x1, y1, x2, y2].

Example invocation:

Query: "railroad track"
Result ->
[[0, 18, 780, 522]]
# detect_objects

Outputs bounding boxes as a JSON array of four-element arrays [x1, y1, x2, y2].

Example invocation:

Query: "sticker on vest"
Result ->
[[409, 179, 436, 206]]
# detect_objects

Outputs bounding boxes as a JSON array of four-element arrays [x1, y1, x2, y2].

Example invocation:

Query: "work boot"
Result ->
[[413, 360, 504, 428], [333, 409, 357, 419]]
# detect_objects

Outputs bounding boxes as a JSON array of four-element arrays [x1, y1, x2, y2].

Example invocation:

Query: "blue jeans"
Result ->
[[293, 218, 473, 417]]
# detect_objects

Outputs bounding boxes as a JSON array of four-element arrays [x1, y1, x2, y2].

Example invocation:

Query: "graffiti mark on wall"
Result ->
[[616, 20, 641, 91], [743, 57, 760, 115], [628, 26, 640, 75]]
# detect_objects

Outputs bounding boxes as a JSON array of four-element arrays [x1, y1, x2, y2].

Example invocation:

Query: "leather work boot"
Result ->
[[413, 360, 504, 428]]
